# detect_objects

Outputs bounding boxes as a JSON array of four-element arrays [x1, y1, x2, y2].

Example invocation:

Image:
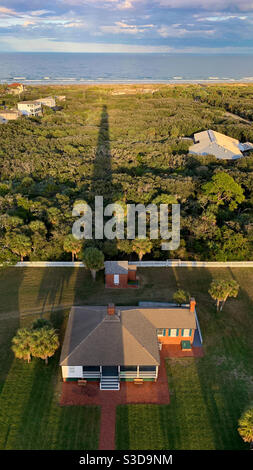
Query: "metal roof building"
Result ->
[[189, 129, 248, 160]]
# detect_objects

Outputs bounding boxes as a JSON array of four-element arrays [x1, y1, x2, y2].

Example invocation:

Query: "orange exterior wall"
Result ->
[[105, 273, 128, 288], [158, 328, 195, 345]]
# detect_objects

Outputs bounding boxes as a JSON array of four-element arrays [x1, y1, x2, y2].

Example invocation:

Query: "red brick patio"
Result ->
[[60, 344, 203, 450]]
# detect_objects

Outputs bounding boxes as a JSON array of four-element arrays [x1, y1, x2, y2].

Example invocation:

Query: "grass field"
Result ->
[[0, 266, 252, 449], [0, 310, 100, 450]]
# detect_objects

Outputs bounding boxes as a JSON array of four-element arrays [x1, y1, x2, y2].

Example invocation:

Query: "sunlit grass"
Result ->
[[0, 311, 100, 450]]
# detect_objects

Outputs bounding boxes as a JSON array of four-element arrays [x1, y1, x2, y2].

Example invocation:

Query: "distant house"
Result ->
[[0, 109, 20, 121], [104, 261, 137, 288], [35, 96, 56, 108], [17, 101, 42, 116], [189, 129, 252, 160], [60, 299, 201, 390], [7, 83, 24, 95]]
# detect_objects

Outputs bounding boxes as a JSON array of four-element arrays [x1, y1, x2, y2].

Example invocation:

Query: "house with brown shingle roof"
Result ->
[[60, 299, 201, 390]]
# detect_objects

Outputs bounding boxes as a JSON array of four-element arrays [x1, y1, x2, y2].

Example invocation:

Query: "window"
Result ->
[[69, 366, 75, 374], [114, 274, 119, 285], [168, 328, 179, 337], [182, 329, 192, 337], [157, 328, 166, 336]]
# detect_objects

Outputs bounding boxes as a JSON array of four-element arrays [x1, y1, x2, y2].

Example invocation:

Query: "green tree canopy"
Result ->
[[30, 327, 59, 365], [173, 289, 190, 305], [132, 238, 153, 260], [5, 233, 32, 262], [12, 328, 33, 363], [32, 318, 53, 330], [63, 234, 83, 261], [202, 172, 245, 211], [238, 406, 253, 448], [208, 279, 239, 311], [82, 246, 104, 280]]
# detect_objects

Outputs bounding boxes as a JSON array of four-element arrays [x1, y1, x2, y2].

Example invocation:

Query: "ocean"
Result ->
[[1, 52, 253, 84]]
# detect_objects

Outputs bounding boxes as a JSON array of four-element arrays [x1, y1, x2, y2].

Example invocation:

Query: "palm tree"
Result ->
[[132, 238, 153, 261], [30, 327, 59, 365], [208, 279, 239, 311], [82, 247, 104, 280], [11, 328, 33, 363], [63, 234, 83, 261], [238, 406, 253, 449], [6, 233, 32, 261]]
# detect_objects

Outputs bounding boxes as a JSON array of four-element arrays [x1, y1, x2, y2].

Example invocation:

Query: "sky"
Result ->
[[0, 1, 253, 53]]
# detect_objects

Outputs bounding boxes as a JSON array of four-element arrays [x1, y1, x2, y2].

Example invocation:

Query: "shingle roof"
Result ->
[[60, 305, 196, 367], [104, 261, 129, 274]]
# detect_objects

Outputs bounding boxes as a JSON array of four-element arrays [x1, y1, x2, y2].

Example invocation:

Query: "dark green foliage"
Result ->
[[0, 84, 253, 261]]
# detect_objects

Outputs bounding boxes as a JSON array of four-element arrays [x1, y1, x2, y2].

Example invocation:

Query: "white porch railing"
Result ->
[[139, 371, 157, 378], [82, 371, 101, 378]]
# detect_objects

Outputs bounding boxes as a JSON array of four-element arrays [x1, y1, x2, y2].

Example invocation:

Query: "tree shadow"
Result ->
[[36, 268, 75, 316], [0, 267, 25, 395], [191, 266, 251, 449]]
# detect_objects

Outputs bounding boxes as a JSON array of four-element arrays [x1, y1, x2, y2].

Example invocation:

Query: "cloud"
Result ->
[[0, 6, 19, 16], [3, 34, 253, 54], [157, 24, 215, 37], [101, 20, 154, 34], [61, 0, 138, 9], [0, 0, 253, 53], [158, 0, 253, 11], [0, 35, 174, 52], [22, 20, 36, 28]]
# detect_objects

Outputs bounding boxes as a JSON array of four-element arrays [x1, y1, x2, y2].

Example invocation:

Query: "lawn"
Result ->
[[115, 267, 253, 450], [0, 310, 100, 450], [0, 266, 252, 449]]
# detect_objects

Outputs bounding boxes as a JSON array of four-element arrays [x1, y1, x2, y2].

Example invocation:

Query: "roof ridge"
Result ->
[[122, 323, 160, 364], [60, 309, 106, 364]]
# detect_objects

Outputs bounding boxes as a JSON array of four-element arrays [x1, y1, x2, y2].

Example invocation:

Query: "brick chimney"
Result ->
[[107, 303, 115, 315], [190, 298, 196, 313]]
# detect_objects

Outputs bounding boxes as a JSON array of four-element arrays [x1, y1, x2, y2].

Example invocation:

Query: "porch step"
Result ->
[[100, 376, 120, 391]]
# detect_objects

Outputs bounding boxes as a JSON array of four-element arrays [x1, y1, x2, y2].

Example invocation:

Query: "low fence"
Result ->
[[2, 260, 253, 268], [129, 260, 253, 268]]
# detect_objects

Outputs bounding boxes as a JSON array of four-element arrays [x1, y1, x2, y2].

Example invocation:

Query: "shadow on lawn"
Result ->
[[192, 267, 251, 449], [12, 311, 66, 449], [0, 267, 25, 394], [36, 267, 74, 315]]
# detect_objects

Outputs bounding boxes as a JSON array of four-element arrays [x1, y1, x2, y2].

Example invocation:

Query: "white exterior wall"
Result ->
[[18, 103, 42, 116], [35, 98, 56, 107], [61, 365, 83, 379]]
